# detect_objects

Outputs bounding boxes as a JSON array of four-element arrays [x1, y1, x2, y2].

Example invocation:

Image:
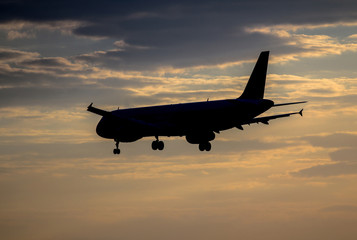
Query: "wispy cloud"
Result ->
[[347, 34, 357, 39], [0, 20, 86, 40], [114, 40, 152, 50], [292, 132, 357, 177], [0, 48, 40, 62], [7, 30, 35, 40], [321, 205, 357, 212], [245, 21, 357, 63]]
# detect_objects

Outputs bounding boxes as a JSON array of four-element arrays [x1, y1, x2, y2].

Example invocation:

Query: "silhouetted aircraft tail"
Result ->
[[239, 51, 269, 99]]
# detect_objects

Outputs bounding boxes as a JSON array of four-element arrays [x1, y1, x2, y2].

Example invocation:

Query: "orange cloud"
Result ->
[[245, 21, 357, 63]]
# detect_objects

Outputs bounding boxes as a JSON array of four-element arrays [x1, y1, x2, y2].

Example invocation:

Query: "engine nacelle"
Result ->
[[185, 131, 215, 144]]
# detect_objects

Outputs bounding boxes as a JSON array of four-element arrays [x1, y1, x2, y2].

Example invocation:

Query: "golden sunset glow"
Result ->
[[1, 1, 357, 240]]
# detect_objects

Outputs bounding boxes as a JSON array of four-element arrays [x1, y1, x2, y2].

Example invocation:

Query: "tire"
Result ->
[[199, 143, 205, 151], [206, 142, 211, 151], [158, 141, 164, 150], [152, 141, 158, 150]]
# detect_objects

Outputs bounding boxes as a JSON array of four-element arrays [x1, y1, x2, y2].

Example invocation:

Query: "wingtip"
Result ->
[[87, 102, 93, 110]]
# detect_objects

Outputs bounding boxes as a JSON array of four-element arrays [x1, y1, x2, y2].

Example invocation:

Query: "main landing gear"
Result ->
[[199, 142, 211, 151], [113, 139, 120, 154], [152, 136, 164, 151]]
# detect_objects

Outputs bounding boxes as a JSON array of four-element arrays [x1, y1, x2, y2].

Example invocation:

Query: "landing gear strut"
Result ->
[[152, 136, 164, 151], [199, 142, 211, 151], [113, 139, 120, 154]]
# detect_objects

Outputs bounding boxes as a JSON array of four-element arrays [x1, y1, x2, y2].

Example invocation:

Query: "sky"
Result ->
[[1, 0, 357, 239]]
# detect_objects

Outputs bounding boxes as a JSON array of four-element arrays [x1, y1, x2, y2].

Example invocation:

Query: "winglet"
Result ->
[[299, 109, 303, 117], [87, 103, 109, 116]]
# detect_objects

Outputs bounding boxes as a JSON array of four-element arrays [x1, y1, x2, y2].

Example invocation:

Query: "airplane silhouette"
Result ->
[[88, 51, 306, 154]]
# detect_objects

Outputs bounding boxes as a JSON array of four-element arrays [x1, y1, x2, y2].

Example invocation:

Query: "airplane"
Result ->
[[88, 51, 306, 154]]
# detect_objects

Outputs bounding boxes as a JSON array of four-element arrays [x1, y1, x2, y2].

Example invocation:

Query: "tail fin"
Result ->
[[239, 51, 269, 99]]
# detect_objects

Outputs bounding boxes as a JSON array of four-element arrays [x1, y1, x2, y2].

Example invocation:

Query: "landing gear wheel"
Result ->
[[158, 141, 164, 150], [205, 142, 211, 151], [152, 141, 158, 150], [152, 140, 164, 151], [198, 142, 211, 151]]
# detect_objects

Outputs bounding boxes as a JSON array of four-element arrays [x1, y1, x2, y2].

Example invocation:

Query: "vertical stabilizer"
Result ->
[[239, 51, 269, 99]]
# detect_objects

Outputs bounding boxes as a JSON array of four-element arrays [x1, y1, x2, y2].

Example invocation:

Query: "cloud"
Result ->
[[321, 205, 357, 212], [69, 19, 357, 72], [0, 47, 157, 91], [0, 20, 83, 31], [1, 1, 357, 64], [89, 172, 185, 180], [0, 48, 39, 62], [7, 30, 35, 40], [246, 21, 357, 63], [1, 2, 357, 71], [292, 162, 357, 178], [18, 57, 89, 77], [303, 132, 357, 148], [292, 133, 357, 177], [246, 22, 357, 35], [0, 45, 354, 111], [0, 48, 84, 74], [330, 148, 357, 163], [114, 40, 151, 50], [0, 20, 85, 40], [0, 50, 95, 89], [348, 34, 357, 39]]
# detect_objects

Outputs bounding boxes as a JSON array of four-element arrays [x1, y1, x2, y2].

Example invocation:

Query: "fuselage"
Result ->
[[96, 98, 274, 142]]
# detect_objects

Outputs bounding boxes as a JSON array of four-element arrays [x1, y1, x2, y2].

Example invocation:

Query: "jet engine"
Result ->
[[185, 131, 215, 144]]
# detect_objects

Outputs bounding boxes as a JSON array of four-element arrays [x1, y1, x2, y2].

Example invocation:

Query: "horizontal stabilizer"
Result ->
[[240, 109, 304, 126], [273, 101, 307, 107]]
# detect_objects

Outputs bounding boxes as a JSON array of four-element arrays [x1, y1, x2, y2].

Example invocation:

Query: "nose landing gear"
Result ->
[[113, 139, 120, 154]]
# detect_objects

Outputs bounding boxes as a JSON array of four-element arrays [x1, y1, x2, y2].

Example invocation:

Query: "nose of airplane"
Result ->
[[96, 117, 115, 139]]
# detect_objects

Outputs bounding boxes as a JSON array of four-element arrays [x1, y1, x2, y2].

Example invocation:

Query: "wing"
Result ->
[[87, 103, 110, 116], [236, 109, 303, 130]]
